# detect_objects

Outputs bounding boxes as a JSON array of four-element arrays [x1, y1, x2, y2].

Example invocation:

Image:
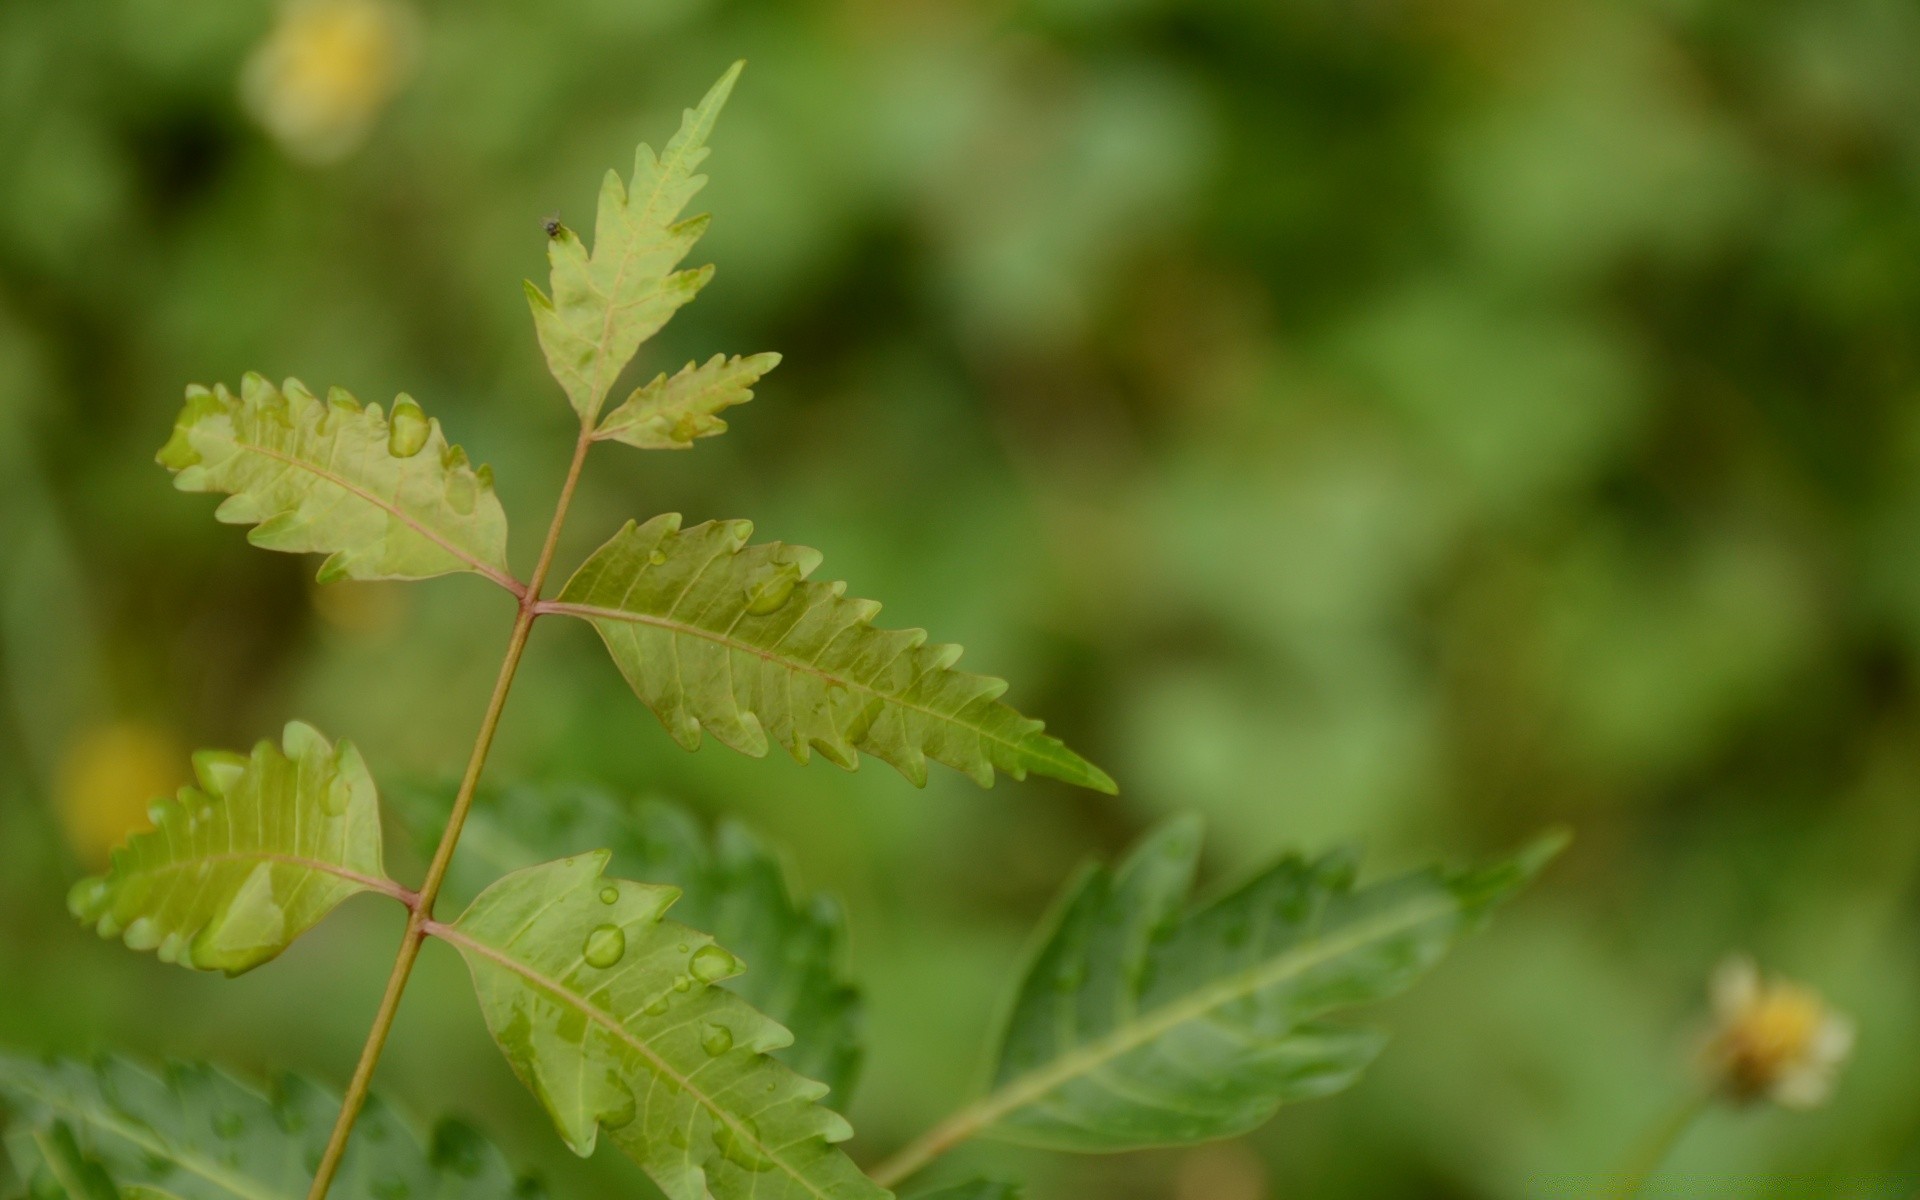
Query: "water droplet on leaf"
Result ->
[[689, 944, 737, 984], [599, 886, 619, 905], [713, 1117, 774, 1171], [701, 1023, 734, 1057], [741, 562, 800, 615], [583, 924, 626, 969], [387, 397, 430, 458]]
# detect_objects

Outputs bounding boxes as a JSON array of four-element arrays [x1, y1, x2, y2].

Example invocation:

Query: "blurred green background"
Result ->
[[4, 0, 1919, 1195]]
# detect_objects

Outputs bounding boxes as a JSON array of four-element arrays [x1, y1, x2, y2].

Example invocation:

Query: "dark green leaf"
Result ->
[[979, 819, 1565, 1151], [0, 1052, 538, 1200]]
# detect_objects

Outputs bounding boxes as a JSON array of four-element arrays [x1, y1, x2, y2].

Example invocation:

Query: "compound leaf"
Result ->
[[389, 784, 862, 1100], [158, 374, 512, 586], [435, 854, 886, 1200], [595, 352, 781, 450], [977, 819, 1565, 1152], [553, 515, 1115, 793], [67, 722, 400, 976], [0, 1052, 538, 1200], [527, 63, 740, 424], [8, 1123, 125, 1200]]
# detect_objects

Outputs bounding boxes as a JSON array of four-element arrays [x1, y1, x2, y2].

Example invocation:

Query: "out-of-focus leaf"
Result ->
[[553, 514, 1115, 793], [526, 63, 739, 424], [67, 722, 399, 976], [9, 1122, 121, 1200], [0, 1053, 537, 1200], [595, 352, 781, 450], [977, 819, 1564, 1151], [388, 785, 863, 1100], [436, 854, 885, 1200], [157, 374, 513, 586]]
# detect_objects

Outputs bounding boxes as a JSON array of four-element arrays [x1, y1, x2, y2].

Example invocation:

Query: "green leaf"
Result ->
[[9, 1123, 122, 1200], [553, 514, 1116, 793], [67, 722, 401, 976], [388, 784, 863, 1100], [0, 1052, 539, 1200], [158, 374, 513, 586], [435, 853, 886, 1200], [594, 352, 781, 450], [977, 819, 1566, 1152], [902, 1183, 1022, 1200], [526, 63, 741, 424]]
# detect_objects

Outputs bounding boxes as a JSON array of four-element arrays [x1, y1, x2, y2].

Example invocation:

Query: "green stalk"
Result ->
[[1611, 1090, 1713, 1199], [305, 426, 595, 1200]]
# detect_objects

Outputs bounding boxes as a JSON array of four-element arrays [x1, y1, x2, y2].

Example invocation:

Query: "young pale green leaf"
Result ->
[[974, 819, 1565, 1152], [0, 1052, 538, 1200], [388, 784, 863, 1100], [902, 1183, 1022, 1200], [158, 374, 513, 586], [594, 352, 781, 450], [433, 853, 886, 1200], [526, 63, 741, 424], [67, 722, 402, 976], [552, 515, 1116, 793]]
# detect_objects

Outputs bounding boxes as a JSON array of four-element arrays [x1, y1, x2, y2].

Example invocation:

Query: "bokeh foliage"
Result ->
[[3, 0, 1919, 1196]]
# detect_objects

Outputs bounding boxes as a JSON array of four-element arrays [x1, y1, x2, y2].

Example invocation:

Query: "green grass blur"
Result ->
[[3, 0, 1919, 1195]]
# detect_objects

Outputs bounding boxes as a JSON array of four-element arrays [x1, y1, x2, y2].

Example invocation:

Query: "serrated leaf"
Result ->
[[975, 819, 1565, 1152], [435, 854, 886, 1200], [526, 63, 741, 423], [902, 1183, 1022, 1200], [10, 1123, 122, 1200], [0, 1052, 539, 1200], [388, 784, 863, 1100], [552, 515, 1115, 793], [595, 352, 780, 450], [67, 722, 401, 976], [158, 374, 512, 586]]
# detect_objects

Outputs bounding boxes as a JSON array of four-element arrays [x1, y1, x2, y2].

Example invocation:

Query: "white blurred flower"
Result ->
[[241, 0, 419, 165], [1702, 955, 1853, 1109]]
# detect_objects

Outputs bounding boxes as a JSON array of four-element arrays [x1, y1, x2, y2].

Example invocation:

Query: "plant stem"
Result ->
[[870, 1098, 1004, 1189], [1611, 1090, 1713, 1199], [305, 427, 595, 1200]]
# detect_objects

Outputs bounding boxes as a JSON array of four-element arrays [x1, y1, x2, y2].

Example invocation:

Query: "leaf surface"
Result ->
[[389, 784, 862, 1099], [0, 1052, 536, 1200], [595, 352, 780, 450], [158, 374, 511, 585], [436, 854, 886, 1200], [553, 515, 1115, 793], [67, 722, 400, 976], [526, 64, 740, 423], [977, 819, 1564, 1151]]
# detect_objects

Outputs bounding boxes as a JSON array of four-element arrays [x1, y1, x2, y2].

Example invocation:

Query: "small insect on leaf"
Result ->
[[541, 210, 563, 239]]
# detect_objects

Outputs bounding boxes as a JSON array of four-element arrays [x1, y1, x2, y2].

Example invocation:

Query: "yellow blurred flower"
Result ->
[[55, 722, 184, 868], [1702, 955, 1853, 1109], [241, 0, 419, 165]]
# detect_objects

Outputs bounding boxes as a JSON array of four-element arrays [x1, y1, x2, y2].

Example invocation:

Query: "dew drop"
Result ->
[[712, 1118, 774, 1171], [387, 396, 430, 458], [583, 924, 626, 969], [648, 548, 668, 567], [689, 944, 737, 984], [741, 562, 800, 616], [645, 995, 670, 1017], [672, 975, 692, 993], [700, 1023, 734, 1057], [320, 775, 353, 817], [599, 886, 619, 905]]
